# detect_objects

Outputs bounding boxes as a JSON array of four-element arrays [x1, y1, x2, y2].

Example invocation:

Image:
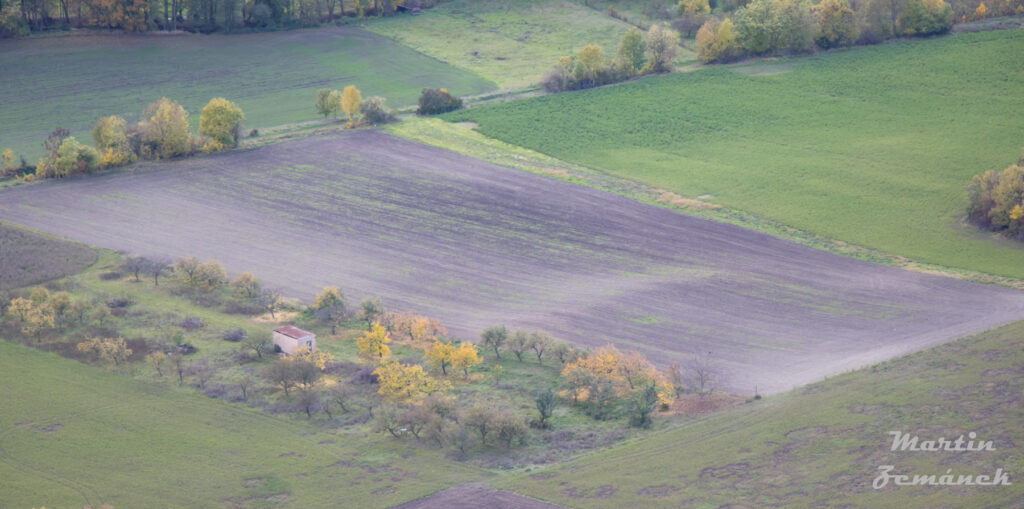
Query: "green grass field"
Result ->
[[365, 0, 694, 89], [0, 338, 489, 508], [501, 319, 1024, 508], [0, 27, 495, 161], [447, 30, 1024, 279]]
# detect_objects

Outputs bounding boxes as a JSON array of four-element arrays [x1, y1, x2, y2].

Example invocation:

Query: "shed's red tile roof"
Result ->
[[273, 325, 314, 339]]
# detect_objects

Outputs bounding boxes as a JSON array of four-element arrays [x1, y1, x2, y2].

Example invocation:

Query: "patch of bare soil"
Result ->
[[392, 482, 562, 508], [3, 131, 1023, 393]]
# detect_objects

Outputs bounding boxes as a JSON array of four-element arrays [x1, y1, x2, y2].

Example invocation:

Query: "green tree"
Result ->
[[535, 388, 556, 428], [199, 97, 245, 148], [617, 27, 647, 76], [480, 325, 508, 359], [315, 88, 336, 118]]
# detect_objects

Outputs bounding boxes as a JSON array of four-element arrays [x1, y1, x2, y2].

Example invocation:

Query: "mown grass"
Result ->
[[501, 319, 1024, 508], [364, 0, 694, 89], [446, 30, 1024, 279], [0, 27, 495, 160]]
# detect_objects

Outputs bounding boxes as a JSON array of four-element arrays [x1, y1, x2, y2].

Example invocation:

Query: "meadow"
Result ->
[[446, 29, 1024, 279], [499, 318, 1024, 508], [364, 0, 695, 89], [0, 337, 489, 508], [0, 27, 495, 160], [2, 131, 1022, 394]]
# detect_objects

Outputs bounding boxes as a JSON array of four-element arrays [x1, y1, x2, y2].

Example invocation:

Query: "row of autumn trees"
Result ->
[[543, 24, 680, 92], [692, 0, 962, 62], [967, 154, 1024, 240], [1, 97, 244, 181], [1, 0, 432, 36]]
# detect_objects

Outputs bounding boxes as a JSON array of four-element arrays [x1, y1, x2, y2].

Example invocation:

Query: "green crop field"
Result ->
[[501, 319, 1024, 508], [365, 0, 695, 89], [0, 27, 495, 161], [447, 30, 1024, 279], [0, 337, 486, 508]]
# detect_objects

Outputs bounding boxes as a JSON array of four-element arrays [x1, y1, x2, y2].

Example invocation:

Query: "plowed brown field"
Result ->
[[2, 131, 1021, 393]]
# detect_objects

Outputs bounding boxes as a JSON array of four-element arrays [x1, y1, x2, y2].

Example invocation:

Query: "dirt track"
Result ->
[[2, 131, 1022, 393]]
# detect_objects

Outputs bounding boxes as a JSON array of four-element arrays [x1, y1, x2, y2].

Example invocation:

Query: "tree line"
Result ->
[[543, 24, 679, 93], [691, 0, 970, 62], [2, 97, 245, 181], [1, 0, 443, 36]]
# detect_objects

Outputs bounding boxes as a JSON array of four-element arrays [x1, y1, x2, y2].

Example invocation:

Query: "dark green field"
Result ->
[[447, 30, 1024, 279], [0, 27, 495, 160]]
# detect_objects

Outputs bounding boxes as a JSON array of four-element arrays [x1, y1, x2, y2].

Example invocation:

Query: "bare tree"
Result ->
[[146, 257, 171, 286], [122, 256, 148, 282], [687, 351, 718, 402]]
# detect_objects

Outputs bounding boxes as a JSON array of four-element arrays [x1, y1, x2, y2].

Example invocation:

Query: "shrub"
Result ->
[[99, 271, 123, 281], [139, 97, 190, 159], [362, 96, 397, 124], [37, 137, 100, 178], [0, 8, 29, 38], [180, 316, 206, 331], [967, 161, 1024, 239], [416, 88, 463, 115], [222, 328, 248, 342]]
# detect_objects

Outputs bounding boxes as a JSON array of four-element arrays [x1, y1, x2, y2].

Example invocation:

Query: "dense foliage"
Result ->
[[416, 88, 463, 115], [967, 158, 1024, 239]]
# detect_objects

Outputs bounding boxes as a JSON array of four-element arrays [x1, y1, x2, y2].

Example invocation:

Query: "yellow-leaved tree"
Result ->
[[341, 85, 363, 127], [357, 322, 392, 361], [199, 97, 245, 150], [288, 344, 335, 371], [140, 97, 190, 160], [451, 342, 482, 379], [373, 361, 450, 403], [424, 339, 457, 376]]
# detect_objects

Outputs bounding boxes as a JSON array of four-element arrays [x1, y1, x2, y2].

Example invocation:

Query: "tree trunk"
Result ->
[[171, 0, 177, 30]]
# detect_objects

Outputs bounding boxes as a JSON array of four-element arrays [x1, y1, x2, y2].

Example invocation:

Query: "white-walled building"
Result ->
[[272, 325, 316, 354]]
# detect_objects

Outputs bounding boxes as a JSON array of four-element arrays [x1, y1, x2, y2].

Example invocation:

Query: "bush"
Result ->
[[181, 316, 206, 331], [37, 137, 100, 178], [99, 272, 123, 281], [416, 88, 463, 115], [362, 96, 397, 124], [222, 328, 248, 342], [967, 161, 1024, 238]]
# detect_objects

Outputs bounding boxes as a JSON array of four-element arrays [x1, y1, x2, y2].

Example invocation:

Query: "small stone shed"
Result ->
[[272, 325, 316, 354]]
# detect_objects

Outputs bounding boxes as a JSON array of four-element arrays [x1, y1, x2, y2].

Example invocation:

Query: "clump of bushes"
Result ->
[[222, 328, 248, 342], [362, 96, 397, 124], [967, 157, 1024, 239], [416, 88, 463, 115], [543, 25, 679, 93]]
